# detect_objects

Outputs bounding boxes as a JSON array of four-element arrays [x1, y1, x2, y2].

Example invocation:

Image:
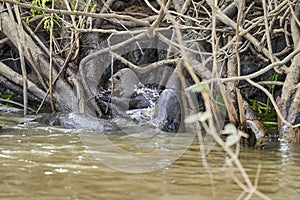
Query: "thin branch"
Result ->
[[111, 52, 178, 74], [235, 0, 244, 79], [1, 0, 151, 27], [262, 0, 276, 64], [11, 3, 28, 115], [0, 97, 35, 112], [48, 0, 55, 112]]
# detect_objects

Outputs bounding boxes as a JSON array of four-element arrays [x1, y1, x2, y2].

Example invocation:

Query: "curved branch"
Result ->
[[196, 47, 300, 84], [246, 78, 299, 129]]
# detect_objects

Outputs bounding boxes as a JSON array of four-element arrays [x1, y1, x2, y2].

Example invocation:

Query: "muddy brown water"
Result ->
[[0, 113, 299, 200]]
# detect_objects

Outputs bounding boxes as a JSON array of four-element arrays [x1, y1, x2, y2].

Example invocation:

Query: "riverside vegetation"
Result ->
[[0, 0, 299, 199]]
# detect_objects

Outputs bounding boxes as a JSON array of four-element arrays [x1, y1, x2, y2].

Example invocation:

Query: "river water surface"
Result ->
[[0, 113, 300, 200]]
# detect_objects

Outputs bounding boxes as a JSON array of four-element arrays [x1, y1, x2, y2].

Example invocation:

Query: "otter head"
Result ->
[[108, 68, 140, 98]]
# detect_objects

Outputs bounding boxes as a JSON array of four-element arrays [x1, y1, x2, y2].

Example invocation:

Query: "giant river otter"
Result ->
[[96, 68, 184, 132], [33, 68, 184, 133]]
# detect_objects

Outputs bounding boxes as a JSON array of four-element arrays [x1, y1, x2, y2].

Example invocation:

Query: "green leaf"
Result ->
[[71, 0, 76, 10], [26, 16, 30, 25], [190, 82, 209, 93], [0, 94, 14, 100], [44, 19, 48, 30], [262, 121, 278, 126]]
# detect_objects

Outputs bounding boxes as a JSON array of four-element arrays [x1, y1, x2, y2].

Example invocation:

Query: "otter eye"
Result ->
[[115, 76, 120, 80]]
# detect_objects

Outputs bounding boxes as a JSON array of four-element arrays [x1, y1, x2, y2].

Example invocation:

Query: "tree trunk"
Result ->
[[279, 3, 300, 143]]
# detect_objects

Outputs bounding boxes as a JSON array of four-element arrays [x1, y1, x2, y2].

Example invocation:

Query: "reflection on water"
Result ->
[[0, 114, 300, 199]]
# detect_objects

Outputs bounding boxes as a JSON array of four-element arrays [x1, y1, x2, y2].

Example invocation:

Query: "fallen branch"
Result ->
[[0, 61, 48, 102]]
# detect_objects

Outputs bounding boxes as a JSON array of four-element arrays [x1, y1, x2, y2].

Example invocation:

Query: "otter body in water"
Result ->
[[31, 68, 185, 133], [152, 89, 182, 133], [34, 112, 120, 131]]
